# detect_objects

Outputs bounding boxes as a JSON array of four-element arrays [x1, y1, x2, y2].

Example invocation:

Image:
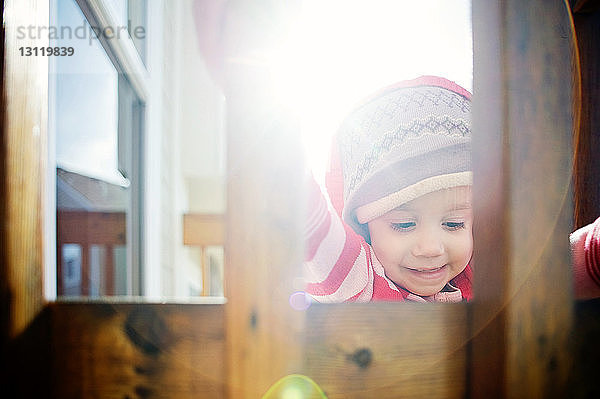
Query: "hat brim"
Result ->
[[355, 171, 473, 224]]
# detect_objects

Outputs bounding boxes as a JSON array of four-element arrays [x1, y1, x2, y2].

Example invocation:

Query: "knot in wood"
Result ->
[[349, 347, 373, 369], [124, 307, 170, 356], [249, 309, 258, 330]]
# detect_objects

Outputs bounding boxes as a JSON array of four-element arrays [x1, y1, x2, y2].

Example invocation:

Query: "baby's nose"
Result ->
[[412, 232, 444, 257]]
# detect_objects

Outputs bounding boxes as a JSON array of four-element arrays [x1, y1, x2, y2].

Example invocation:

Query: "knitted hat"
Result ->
[[337, 76, 472, 239]]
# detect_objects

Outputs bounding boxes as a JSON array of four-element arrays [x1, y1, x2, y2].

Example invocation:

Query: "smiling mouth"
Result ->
[[406, 265, 446, 273]]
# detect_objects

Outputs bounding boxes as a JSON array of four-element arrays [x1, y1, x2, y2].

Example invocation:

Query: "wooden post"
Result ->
[[470, 1, 575, 397], [0, 0, 49, 339], [221, 3, 305, 396], [225, 65, 305, 397], [0, 1, 51, 396], [572, 1, 600, 229]]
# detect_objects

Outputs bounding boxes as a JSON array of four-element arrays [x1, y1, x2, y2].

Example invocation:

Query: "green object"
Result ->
[[261, 374, 328, 399]]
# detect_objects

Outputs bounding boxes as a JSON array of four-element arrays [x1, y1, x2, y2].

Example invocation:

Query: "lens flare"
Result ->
[[289, 291, 311, 311]]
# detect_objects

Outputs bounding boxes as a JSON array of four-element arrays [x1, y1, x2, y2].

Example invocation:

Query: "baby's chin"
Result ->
[[409, 285, 447, 297], [388, 278, 446, 297], [395, 274, 452, 297]]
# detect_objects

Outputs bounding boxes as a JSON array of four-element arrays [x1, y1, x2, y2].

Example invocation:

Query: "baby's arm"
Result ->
[[570, 216, 600, 299], [303, 175, 374, 302]]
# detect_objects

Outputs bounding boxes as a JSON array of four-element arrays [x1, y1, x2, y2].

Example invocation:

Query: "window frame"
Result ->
[[47, 0, 150, 297]]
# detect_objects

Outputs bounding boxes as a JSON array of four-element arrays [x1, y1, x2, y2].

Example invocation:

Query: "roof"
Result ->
[[56, 167, 129, 212]]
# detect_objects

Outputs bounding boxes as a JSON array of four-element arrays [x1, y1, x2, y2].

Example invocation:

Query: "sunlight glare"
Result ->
[[270, 0, 472, 181]]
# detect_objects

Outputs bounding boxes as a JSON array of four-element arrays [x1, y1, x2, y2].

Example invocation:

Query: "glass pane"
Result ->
[[89, 245, 106, 297], [105, 0, 147, 63], [183, 247, 203, 296], [180, 246, 225, 297], [207, 246, 225, 297], [114, 245, 128, 295], [52, 0, 124, 185], [60, 244, 82, 296], [128, 0, 147, 63], [105, 0, 129, 27]]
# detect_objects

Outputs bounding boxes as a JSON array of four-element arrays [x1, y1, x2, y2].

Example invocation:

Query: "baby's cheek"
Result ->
[[374, 242, 396, 265], [467, 231, 473, 258], [452, 233, 473, 259]]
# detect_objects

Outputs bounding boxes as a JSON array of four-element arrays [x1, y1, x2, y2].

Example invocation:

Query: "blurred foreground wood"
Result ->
[[572, 0, 600, 229], [0, 0, 48, 341], [305, 303, 468, 399], [470, 1, 575, 397], [5, 303, 226, 398]]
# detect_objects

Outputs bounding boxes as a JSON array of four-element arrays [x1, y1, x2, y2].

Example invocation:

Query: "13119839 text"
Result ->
[[19, 47, 75, 56]]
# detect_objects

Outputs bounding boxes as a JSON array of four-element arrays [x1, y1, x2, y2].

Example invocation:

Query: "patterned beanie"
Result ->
[[337, 76, 472, 239]]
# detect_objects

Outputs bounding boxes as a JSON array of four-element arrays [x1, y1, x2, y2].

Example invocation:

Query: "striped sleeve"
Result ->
[[570, 216, 600, 300], [303, 175, 373, 302]]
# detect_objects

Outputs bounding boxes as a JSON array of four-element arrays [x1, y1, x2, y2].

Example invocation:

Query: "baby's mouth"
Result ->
[[406, 265, 446, 273]]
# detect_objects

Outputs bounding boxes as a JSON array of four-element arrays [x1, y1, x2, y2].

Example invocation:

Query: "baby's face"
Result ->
[[367, 186, 473, 297]]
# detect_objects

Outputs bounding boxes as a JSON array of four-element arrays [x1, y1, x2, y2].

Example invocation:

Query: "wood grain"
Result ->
[[470, 1, 575, 397], [0, 0, 49, 340], [225, 67, 306, 397], [221, 2, 306, 398], [48, 303, 226, 399], [572, 5, 600, 229], [569, 298, 600, 398], [305, 303, 468, 399]]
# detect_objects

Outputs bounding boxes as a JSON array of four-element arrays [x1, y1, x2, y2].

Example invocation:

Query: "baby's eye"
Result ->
[[390, 222, 416, 231], [443, 221, 465, 231]]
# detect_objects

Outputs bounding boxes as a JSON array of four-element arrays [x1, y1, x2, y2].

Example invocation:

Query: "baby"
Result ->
[[304, 76, 600, 303]]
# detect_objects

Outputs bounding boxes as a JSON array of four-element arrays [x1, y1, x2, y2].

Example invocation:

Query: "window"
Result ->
[[46, 0, 227, 300], [49, 0, 147, 297]]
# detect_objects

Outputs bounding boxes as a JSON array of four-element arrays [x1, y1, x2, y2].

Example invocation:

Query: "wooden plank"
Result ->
[[1, 306, 53, 397], [570, 299, 600, 398], [572, 6, 600, 228], [2, 303, 226, 398], [470, 1, 574, 397], [182, 213, 225, 246], [305, 303, 468, 399], [48, 303, 226, 399], [568, 4, 600, 398], [0, 0, 49, 339]]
